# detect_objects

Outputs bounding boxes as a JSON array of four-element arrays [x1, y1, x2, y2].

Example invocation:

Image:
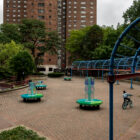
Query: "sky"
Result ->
[[0, 0, 134, 27]]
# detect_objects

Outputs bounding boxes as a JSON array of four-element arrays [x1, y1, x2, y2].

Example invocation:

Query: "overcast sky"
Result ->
[[0, 0, 134, 27]]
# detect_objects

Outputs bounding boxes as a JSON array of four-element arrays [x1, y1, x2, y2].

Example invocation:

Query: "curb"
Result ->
[[0, 85, 29, 93]]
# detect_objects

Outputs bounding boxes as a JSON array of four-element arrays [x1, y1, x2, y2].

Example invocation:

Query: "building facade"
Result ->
[[4, 0, 96, 72]]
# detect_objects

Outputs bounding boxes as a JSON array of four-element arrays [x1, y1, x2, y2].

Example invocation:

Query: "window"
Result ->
[[38, 3, 44, 7], [81, 6, 86, 9], [38, 16, 45, 19], [13, 9, 16, 12], [18, 9, 20, 12], [13, 15, 16, 17], [81, 20, 86, 23], [81, 11, 86, 14], [81, 2, 86, 4], [90, 2, 94, 5], [81, 15, 86, 18], [49, 3, 52, 6], [81, 25, 86, 27], [49, 15, 51, 18], [49, 68, 53, 71], [38, 9, 44, 13]]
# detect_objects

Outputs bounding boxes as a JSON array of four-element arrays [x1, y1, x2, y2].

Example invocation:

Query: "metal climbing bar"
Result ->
[[126, 34, 140, 44], [109, 17, 140, 140], [115, 54, 128, 58], [135, 26, 140, 31], [120, 44, 136, 50]]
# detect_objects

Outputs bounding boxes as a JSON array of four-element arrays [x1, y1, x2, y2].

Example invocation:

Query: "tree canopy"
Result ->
[[10, 50, 35, 80], [123, 0, 140, 24], [66, 25, 103, 60], [0, 41, 23, 78], [0, 24, 21, 44]]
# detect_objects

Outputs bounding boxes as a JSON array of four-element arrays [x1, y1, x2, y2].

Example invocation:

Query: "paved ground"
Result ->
[[0, 76, 140, 140]]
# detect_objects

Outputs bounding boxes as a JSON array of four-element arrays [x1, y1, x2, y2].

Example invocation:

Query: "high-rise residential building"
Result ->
[[4, 0, 96, 72]]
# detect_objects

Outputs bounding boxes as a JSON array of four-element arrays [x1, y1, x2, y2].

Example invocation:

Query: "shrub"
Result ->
[[0, 126, 46, 140], [48, 72, 64, 77], [32, 72, 46, 76], [10, 50, 35, 81]]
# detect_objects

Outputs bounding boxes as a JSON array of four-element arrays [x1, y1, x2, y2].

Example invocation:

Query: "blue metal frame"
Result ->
[[71, 17, 140, 140], [109, 17, 140, 140]]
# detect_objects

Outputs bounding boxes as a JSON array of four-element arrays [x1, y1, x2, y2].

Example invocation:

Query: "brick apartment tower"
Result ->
[[4, 0, 96, 72]]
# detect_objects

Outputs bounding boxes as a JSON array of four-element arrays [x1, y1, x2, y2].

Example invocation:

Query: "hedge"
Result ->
[[48, 72, 64, 77]]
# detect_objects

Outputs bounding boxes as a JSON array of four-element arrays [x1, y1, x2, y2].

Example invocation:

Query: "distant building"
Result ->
[[4, 0, 96, 73]]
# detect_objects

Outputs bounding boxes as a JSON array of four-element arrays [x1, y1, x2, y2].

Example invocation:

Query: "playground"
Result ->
[[0, 77, 140, 140]]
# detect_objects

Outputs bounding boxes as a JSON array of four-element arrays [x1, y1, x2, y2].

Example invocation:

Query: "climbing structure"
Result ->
[[108, 17, 140, 140]]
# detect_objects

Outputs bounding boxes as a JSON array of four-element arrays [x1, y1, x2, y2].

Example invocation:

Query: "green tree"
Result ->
[[66, 25, 103, 60], [66, 27, 89, 60], [19, 19, 46, 58], [19, 19, 60, 65], [0, 41, 23, 78], [10, 51, 35, 81], [93, 45, 112, 59], [0, 24, 21, 44], [123, 0, 140, 24]]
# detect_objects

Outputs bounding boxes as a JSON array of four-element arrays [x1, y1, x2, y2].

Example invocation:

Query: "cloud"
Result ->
[[0, 1, 3, 24], [97, 0, 134, 27]]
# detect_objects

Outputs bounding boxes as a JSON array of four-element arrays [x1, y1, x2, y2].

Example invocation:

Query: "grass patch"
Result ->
[[0, 126, 46, 140]]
